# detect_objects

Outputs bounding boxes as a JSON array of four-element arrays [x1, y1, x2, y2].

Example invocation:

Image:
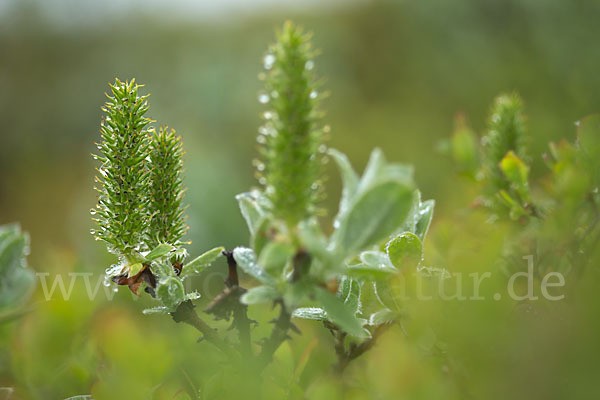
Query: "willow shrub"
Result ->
[[90, 21, 435, 384]]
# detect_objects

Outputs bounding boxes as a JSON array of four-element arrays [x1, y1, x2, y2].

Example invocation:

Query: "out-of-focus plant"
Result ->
[[90, 22, 435, 395], [447, 93, 600, 276], [0, 223, 34, 324]]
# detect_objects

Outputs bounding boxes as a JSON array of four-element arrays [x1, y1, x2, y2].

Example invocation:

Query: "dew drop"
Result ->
[[318, 144, 327, 153], [258, 93, 270, 104], [270, 90, 279, 99], [90, 208, 97, 215], [310, 90, 318, 99], [256, 163, 265, 172], [305, 60, 314, 70], [259, 177, 267, 185], [323, 125, 331, 133], [257, 135, 266, 144], [90, 229, 96, 235], [264, 54, 276, 70]]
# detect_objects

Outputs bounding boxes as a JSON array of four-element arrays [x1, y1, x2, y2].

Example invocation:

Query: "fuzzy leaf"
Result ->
[[386, 232, 423, 270], [0, 231, 26, 276], [347, 251, 398, 279], [233, 247, 277, 285], [415, 199, 435, 242], [156, 277, 186, 311], [329, 149, 360, 225], [240, 286, 279, 305], [334, 182, 414, 256], [127, 263, 144, 278], [291, 307, 327, 321], [368, 309, 399, 326], [258, 242, 294, 274], [180, 246, 224, 279], [145, 243, 174, 261], [142, 306, 170, 315], [315, 288, 367, 339], [0, 224, 34, 311], [236, 191, 269, 236]]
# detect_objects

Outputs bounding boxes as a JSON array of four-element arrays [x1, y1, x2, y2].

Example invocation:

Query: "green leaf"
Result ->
[[342, 278, 362, 315], [358, 148, 413, 192], [233, 247, 277, 285], [499, 150, 530, 202], [415, 199, 435, 242], [291, 307, 327, 321], [258, 242, 294, 274], [417, 265, 451, 279], [127, 263, 144, 278], [156, 277, 186, 311], [240, 286, 279, 305], [337, 275, 352, 299], [180, 246, 224, 280], [0, 231, 27, 276], [142, 306, 170, 315], [347, 251, 398, 279], [329, 149, 360, 225], [236, 191, 269, 236], [144, 243, 173, 261], [368, 309, 399, 326], [315, 288, 367, 339], [0, 224, 34, 311], [359, 251, 394, 269], [386, 232, 423, 270], [334, 182, 414, 255]]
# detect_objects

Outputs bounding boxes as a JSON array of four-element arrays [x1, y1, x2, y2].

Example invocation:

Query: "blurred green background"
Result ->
[[1, 0, 600, 399]]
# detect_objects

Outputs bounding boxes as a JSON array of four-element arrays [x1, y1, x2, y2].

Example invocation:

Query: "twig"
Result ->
[[333, 323, 393, 373], [222, 250, 252, 357], [170, 300, 236, 358], [256, 300, 292, 369], [255, 250, 311, 369]]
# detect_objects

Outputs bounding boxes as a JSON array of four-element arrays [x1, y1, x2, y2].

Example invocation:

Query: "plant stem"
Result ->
[[333, 323, 393, 373], [170, 300, 236, 358], [222, 250, 252, 357], [256, 300, 292, 369]]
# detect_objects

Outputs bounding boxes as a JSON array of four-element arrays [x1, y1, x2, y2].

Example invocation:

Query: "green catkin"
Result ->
[[91, 78, 152, 257], [147, 126, 188, 249], [482, 93, 527, 194], [257, 21, 326, 228]]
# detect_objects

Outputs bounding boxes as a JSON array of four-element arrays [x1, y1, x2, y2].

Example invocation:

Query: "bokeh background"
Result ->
[[1, 0, 600, 399]]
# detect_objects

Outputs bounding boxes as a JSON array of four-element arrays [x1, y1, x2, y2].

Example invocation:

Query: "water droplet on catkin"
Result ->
[[258, 93, 270, 104], [264, 54, 276, 70]]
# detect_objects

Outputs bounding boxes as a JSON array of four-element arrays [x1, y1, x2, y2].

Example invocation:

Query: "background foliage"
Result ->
[[1, 0, 600, 399]]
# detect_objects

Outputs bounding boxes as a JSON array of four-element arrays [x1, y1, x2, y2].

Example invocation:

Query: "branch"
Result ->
[[170, 300, 236, 358], [223, 250, 252, 357], [332, 323, 393, 373], [256, 300, 292, 369], [256, 249, 310, 369]]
